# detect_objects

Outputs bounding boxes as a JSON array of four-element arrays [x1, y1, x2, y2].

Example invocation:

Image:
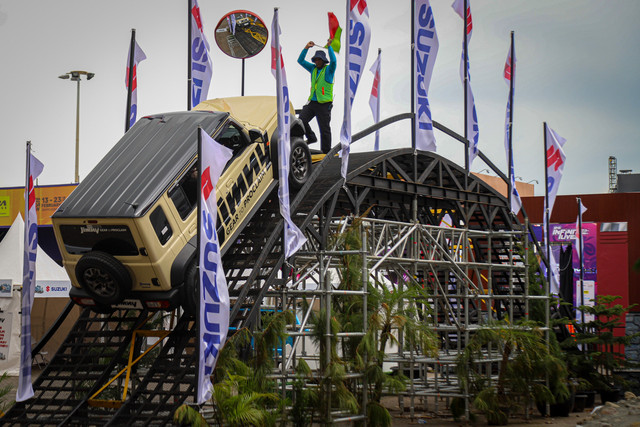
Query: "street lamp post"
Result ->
[[58, 70, 94, 183]]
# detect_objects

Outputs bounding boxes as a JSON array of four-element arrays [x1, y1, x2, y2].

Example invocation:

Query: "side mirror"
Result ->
[[249, 129, 268, 143]]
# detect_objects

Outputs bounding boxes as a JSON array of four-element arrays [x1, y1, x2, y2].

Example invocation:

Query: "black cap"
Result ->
[[311, 50, 329, 64]]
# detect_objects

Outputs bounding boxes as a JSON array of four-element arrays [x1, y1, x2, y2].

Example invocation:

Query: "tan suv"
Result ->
[[52, 96, 310, 312]]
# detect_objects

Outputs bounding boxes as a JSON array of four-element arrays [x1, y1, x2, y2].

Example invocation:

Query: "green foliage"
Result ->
[[366, 401, 392, 427], [209, 311, 293, 426], [0, 372, 13, 416], [561, 295, 640, 391], [457, 320, 569, 424], [291, 360, 315, 427], [517, 243, 547, 325], [173, 404, 208, 427], [213, 375, 278, 427]]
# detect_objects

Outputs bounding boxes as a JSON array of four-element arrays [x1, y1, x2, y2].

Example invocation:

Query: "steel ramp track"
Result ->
[[1, 308, 148, 426], [106, 314, 197, 426]]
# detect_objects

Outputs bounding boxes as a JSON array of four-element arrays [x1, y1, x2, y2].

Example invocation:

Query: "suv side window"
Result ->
[[168, 165, 198, 220], [150, 206, 173, 245]]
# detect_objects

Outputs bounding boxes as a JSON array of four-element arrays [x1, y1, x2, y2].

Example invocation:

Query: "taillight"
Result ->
[[71, 296, 96, 306], [144, 300, 171, 310]]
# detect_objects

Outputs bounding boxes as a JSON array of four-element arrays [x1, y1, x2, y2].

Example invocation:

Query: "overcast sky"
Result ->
[[1, 0, 639, 197]]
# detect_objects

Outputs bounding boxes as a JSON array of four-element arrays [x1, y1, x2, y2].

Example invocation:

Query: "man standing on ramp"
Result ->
[[297, 40, 336, 154]]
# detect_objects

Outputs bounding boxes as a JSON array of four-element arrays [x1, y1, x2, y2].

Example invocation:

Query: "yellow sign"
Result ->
[[0, 184, 77, 227], [0, 196, 9, 218]]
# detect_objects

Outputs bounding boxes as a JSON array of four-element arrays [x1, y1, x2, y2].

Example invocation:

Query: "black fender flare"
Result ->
[[170, 235, 197, 288]]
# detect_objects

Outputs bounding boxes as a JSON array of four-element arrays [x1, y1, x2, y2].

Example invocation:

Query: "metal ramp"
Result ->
[[2, 308, 148, 426]]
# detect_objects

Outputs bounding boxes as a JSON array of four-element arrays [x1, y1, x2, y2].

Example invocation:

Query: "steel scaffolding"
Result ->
[[265, 214, 537, 423]]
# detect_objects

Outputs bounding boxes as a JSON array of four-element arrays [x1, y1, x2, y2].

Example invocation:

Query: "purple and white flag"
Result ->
[[340, 0, 371, 179], [125, 39, 147, 130], [369, 50, 381, 151], [414, 0, 439, 152], [197, 129, 232, 404], [190, 0, 213, 109], [452, 0, 479, 167], [17, 149, 44, 402], [503, 41, 522, 215], [271, 9, 307, 258]]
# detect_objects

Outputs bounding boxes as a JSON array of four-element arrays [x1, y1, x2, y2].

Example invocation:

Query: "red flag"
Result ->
[[326, 12, 342, 53]]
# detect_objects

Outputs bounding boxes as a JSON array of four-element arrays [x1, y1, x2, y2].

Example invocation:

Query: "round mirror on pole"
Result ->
[[214, 10, 268, 96]]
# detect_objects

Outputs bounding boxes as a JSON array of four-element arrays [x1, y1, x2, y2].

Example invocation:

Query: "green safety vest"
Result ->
[[309, 66, 333, 103]]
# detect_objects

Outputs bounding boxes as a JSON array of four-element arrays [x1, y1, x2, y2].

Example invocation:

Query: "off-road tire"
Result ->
[[289, 138, 311, 190], [181, 260, 198, 317], [75, 251, 131, 305]]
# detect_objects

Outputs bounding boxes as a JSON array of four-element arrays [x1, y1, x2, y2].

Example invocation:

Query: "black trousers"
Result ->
[[298, 100, 333, 154]]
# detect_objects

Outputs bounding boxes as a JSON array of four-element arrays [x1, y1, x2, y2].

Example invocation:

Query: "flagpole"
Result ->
[[241, 59, 246, 96], [507, 31, 515, 212], [24, 141, 31, 222], [376, 48, 381, 151], [273, 7, 284, 252], [195, 125, 202, 400], [187, 0, 192, 111], [463, 0, 469, 179], [341, 0, 350, 185], [543, 122, 551, 335], [125, 29, 136, 133], [411, 0, 416, 150], [577, 197, 585, 321]]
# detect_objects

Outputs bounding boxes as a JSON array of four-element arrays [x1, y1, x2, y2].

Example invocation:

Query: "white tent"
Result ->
[[0, 214, 72, 374]]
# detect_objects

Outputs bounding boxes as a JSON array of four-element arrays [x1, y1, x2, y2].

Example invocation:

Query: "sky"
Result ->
[[1, 0, 639, 197]]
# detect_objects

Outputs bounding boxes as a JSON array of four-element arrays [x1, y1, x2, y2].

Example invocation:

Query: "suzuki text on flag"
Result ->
[[340, 0, 371, 179], [17, 148, 44, 402], [190, 0, 213, 109], [414, 0, 438, 152], [271, 8, 307, 258], [197, 129, 232, 404]]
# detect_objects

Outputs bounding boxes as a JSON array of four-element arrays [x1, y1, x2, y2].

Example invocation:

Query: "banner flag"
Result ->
[[327, 12, 342, 53], [230, 14, 237, 35], [503, 42, 514, 168], [125, 38, 147, 130], [503, 40, 522, 215], [510, 174, 522, 216], [545, 125, 567, 216], [197, 129, 232, 404], [340, 0, 371, 179], [190, 0, 213, 109], [369, 50, 381, 151], [17, 149, 43, 402], [271, 9, 307, 258], [575, 199, 587, 244], [414, 0, 439, 152], [452, 0, 479, 167]]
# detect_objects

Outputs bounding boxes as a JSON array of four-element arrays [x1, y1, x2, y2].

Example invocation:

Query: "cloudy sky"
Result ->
[[1, 0, 638, 197]]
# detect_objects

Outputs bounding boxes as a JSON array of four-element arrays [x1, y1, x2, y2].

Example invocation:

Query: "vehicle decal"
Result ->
[[217, 143, 272, 237]]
